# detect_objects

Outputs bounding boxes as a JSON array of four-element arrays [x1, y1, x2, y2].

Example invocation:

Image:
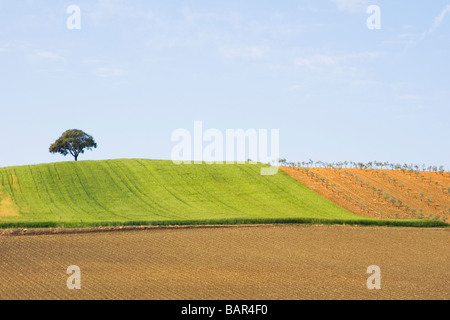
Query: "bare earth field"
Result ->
[[0, 225, 449, 300], [281, 167, 450, 221]]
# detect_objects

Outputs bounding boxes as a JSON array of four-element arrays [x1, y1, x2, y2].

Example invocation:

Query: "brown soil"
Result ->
[[0, 224, 253, 237], [281, 167, 450, 221], [0, 225, 448, 300]]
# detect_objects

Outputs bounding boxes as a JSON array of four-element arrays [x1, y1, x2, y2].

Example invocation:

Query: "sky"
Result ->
[[0, 0, 449, 168]]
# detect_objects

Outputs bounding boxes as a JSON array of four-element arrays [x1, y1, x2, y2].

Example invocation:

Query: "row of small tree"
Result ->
[[297, 167, 449, 222], [278, 159, 448, 174]]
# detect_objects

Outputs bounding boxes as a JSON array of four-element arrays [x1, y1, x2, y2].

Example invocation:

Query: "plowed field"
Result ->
[[281, 167, 450, 221], [1, 225, 448, 300]]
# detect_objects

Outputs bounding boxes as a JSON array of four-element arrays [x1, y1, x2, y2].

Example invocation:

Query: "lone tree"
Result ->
[[49, 129, 97, 161]]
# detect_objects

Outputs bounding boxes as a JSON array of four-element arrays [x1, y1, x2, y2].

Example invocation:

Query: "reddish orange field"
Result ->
[[281, 167, 450, 221]]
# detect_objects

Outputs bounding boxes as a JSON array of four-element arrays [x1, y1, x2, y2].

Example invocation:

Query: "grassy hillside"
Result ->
[[0, 159, 445, 228]]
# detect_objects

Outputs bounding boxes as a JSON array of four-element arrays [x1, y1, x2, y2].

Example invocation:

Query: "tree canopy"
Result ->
[[49, 129, 97, 161]]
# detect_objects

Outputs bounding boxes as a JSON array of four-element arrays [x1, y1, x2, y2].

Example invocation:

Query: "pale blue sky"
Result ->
[[0, 0, 449, 168]]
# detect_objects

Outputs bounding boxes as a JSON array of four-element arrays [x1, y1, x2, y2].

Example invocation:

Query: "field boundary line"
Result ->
[[0, 223, 275, 237], [1, 222, 449, 237]]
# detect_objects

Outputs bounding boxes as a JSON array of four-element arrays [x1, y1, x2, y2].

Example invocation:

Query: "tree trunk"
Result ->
[[74, 155, 78, 161]]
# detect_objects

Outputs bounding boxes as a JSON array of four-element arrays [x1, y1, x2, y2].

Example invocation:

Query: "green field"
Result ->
[[0, 159, 446, 228]]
